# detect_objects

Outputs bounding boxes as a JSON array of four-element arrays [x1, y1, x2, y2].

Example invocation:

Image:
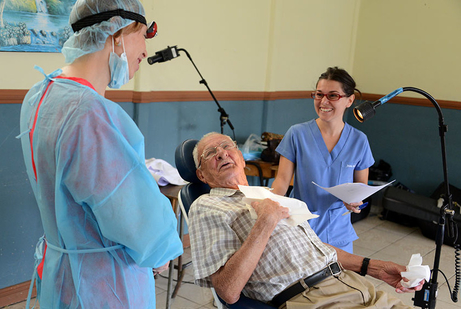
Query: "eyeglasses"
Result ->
[[198, 140, 238, 168], [311, 91, 348, 101], [145, 21, 158, 39]]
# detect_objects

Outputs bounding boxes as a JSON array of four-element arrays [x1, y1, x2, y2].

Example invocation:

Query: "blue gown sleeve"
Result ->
[[58, 97, 183, 268]]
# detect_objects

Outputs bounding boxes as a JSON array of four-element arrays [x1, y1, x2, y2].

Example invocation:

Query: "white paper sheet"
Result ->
[[238, 185, 318, 226], [312, 180, 395, 204]]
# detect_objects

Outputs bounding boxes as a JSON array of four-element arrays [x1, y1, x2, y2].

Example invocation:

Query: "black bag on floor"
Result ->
[[381, 183, 422, 227], [369, 159, 392, 182]]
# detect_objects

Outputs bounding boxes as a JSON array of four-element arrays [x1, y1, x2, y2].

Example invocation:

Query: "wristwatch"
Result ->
[[360, 257, 370, 276]]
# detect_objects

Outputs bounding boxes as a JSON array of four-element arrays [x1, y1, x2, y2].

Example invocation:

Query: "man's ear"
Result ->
[[196, 169, 207, 183]]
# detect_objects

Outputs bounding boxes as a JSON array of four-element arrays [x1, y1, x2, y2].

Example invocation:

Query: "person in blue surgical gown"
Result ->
[[17, 0, 183, 308], [272, 67, 374, 254]]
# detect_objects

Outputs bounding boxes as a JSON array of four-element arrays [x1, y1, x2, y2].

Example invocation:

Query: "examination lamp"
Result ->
[[148, 46, 236, 140], [353, 88, 403, 122], [354, 87, 459, 309]]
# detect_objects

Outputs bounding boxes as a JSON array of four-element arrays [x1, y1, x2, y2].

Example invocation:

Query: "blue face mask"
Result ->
[[108, 36, 129, 89]]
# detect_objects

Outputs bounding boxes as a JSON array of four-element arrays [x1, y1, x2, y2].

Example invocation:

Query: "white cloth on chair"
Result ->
[[145, 158, 188, 186]]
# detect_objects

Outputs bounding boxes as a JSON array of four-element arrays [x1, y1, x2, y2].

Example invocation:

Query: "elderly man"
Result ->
[[188, 132, 423, 308]]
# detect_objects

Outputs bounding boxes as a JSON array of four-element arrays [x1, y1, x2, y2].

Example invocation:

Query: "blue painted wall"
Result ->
[[1, 97, 460, 289], [138, 100, 266, 162], [347, 103, 461, 195], [0, 104, 44, 289]]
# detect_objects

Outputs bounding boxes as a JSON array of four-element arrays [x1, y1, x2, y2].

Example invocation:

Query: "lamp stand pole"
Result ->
[[177, 48, 236, 139], [394, 87, 456, 309]]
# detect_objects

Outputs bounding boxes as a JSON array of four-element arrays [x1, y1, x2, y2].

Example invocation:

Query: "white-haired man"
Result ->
[[188, 132, 424, 308]]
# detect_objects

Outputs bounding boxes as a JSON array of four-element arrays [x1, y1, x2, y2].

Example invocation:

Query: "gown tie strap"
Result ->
[[26, 236, 124, 308], [45, 239, 124, 254], [28, 66, 62, 107]]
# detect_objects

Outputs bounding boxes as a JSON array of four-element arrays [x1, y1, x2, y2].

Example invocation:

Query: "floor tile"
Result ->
[[353, 213, 385, 234], [156, 290, 203, 309], [354, 225, 408, 252], [371, 232, 437, 265]]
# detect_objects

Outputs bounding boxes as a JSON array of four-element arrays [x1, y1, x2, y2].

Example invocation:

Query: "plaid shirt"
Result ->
[[189, 188, 337, 302]]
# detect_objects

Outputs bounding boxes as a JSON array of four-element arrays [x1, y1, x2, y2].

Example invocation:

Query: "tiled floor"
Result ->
[[3, 204, 460, 308]]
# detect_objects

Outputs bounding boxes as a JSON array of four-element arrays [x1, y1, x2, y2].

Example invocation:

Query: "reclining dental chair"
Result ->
[[174, 139, 276, 309]]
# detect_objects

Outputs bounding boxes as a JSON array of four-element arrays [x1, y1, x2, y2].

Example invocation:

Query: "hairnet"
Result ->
[[62, 0, 146, 64]]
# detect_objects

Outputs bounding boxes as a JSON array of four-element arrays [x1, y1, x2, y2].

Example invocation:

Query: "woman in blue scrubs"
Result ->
[[272, 67, 374, 253], [18, 0, 183, 307]]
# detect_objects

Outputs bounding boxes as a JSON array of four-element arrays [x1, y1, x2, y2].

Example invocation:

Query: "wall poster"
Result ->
[[0, 0, 76, 52]]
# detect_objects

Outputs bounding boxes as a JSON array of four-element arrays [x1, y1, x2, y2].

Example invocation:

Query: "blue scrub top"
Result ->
[[276, 119, 374, 249], [18, 69, 183, 308]]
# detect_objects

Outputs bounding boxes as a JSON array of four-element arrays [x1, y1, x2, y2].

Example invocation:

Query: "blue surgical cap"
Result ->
[[62, 0, 146, 64]]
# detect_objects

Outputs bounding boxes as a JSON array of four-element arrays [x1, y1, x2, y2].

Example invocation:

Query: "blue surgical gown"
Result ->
[[276, 120, 374, 251], [18, 68, 183, 308]]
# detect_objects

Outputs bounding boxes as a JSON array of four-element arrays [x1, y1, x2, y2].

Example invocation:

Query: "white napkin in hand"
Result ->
[[238, 185, 318, 226], [400, 253, 430, 288]]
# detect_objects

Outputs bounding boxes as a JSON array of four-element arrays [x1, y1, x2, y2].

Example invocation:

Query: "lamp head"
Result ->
[[354, 88, 405, 123], [353, 100, 381, 123]]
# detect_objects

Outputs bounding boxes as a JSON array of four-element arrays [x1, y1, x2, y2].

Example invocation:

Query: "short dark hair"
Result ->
[[316, 66, 362, 101]]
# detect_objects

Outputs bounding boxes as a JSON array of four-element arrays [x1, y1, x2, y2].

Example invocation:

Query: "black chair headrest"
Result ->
[[175, 139, 200, 183]]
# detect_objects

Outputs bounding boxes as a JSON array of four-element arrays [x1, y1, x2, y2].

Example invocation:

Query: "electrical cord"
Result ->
[[335, 276, 366, 306], [434, 220, 460, 303], [445, 202, 460, 303], [453, 244, 460, 302], [451, 219, 460, 302]]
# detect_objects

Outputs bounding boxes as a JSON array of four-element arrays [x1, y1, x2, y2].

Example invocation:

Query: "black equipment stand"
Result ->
[[177, 48, 236, 139]]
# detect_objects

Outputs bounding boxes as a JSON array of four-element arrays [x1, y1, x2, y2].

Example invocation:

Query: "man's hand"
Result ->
[[251, 198, 290, 226], [212, 199, 289, 304], [333, 246, 426, 295], [377, 261, 425, 293]]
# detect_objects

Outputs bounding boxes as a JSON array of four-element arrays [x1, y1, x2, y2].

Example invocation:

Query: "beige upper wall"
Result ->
[[0, 0, 459, 100], [266, 0, 360, 91], [0, 0, 361, 92], [0, 51, 67, 90], [138, 0, 272, 92], [353, 0, 461, 101], [142, 0, 361, 92]]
